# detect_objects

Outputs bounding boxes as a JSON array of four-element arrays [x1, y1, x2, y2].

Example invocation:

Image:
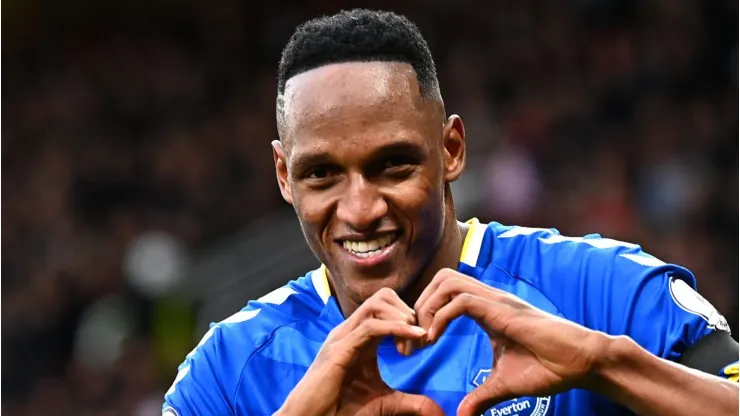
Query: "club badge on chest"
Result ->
[[472, 369, 552, 416]]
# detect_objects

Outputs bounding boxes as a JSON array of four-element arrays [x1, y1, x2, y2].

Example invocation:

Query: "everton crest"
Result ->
[[472, 368, 552, 416]]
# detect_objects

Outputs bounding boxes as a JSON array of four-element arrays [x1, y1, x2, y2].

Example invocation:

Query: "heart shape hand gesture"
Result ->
[[279, 269, 607, 416], [277, 287, 444, 416]]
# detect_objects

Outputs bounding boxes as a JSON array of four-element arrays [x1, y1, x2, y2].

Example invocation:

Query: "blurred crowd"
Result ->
[[2, 0, 737, 414]]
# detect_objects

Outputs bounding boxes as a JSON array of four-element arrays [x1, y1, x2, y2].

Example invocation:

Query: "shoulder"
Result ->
[[212, 267, 327, 354], [467, 221, 730, 359], [204, 267, 327, 355], [164, 268, 329, 410], [464, 220, 700, 319], [482, 221, 695, 288]]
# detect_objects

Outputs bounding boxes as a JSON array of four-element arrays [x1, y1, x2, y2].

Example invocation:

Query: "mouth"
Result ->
[[336, 231, 401, 266]]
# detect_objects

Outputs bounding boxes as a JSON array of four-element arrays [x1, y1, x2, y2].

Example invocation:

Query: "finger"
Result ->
[[375, 286, 416, 318], [355, 288, 416, 356], [414, 267, 500, 312], [376, 391, 445, 416], [457, 376, 513, 416], [372, 301, 416, 324], [395, 338, 418, 357], [357, 300, 415, 356], [415, 275, 460, 331], [416, 277, 483, 334], [413, 268, 455, 316], [342, 319, 427, 356], [427, 293, 493, 342], [358, 287, 416, 324], [396, 338, 406, 356], [333, 288, 416, 341]]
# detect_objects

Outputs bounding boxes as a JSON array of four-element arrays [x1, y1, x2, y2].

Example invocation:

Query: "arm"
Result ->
[[522, 234, 739, 408], [413, 268, 739, 416], [593, 334, 738, 416]]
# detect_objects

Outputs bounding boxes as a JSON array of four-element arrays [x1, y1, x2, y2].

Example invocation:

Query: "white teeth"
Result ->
[[342, 234, 395, 256]]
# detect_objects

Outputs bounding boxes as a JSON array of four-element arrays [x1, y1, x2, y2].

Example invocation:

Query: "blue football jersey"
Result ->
[[163, 219, 733, 416]]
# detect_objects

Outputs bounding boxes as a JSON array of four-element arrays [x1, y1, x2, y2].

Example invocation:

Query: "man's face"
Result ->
[[273, 62, 465, 305]]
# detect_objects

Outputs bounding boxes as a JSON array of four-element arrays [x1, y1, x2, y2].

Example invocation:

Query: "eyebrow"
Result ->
[[290, 151, 334, 174], [290, 140, 427, 173], [370, 141, 427, 160]]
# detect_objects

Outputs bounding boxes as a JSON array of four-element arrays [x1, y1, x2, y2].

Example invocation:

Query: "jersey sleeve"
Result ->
[[163, 324, 237, 416], [163, 308, 264, 416], [534, 233, 731, 364], [162, 280, 316, 416]]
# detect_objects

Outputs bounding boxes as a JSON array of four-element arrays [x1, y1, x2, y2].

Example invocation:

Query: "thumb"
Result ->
[[381, 391, 445, 416], [457, 377, 512, 416]]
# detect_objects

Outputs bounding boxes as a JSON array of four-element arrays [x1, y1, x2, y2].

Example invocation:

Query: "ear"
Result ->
[[442, 115, 466, 183], [272, 140, 294, 205]]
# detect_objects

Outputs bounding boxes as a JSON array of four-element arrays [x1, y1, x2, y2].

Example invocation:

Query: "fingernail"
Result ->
[[410, 326, 426, 336]]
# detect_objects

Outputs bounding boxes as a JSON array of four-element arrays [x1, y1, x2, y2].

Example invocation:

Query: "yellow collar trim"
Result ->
[[459, 218, 486, 267], [312, 265, 332, 304]]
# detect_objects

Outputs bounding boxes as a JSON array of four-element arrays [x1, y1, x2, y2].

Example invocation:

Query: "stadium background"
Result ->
[[2, 0, 738, 414]]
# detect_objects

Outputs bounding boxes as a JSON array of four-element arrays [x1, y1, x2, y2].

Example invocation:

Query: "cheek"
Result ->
[[416, 182, 446, 235], [293, 190, 334, 248], [392, 172, 446, 234]]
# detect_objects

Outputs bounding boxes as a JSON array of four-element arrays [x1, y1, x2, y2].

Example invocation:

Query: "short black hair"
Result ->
[[277, 9, 440, 100]]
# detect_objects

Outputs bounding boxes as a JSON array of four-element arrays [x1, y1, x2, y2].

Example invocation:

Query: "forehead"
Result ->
[[280, 62, 433, 157]]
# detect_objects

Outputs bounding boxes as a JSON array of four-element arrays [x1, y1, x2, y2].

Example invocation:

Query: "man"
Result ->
[[163, 9, 738, 416]]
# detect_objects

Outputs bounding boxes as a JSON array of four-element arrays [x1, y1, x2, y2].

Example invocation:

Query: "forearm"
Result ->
[[276, 373, 336, 416], [592, 335, 738, 416]]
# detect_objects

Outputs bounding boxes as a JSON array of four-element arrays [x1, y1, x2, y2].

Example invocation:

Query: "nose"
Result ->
[[336, 174, 388, 231]]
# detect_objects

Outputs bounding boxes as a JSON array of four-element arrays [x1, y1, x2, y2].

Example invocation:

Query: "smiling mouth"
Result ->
[[339, 232, 401, 258]]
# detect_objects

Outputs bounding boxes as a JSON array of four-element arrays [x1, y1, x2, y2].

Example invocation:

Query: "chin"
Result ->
[[348, 270, 415, 302]]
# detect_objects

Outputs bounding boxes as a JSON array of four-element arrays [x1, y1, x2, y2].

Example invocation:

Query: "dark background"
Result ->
[[2, 0, 738, 414]]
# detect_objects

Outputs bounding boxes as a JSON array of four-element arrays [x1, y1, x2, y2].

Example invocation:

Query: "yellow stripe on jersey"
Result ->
[[312, 265, 332, 304], [460, 218, 486, 267], [721, 361, 739, 382], [460, 218, 479, 262]]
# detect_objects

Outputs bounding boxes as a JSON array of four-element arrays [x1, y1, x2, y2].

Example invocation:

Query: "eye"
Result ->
[[307, 166, 330, 179], [383, 155, 413, 169], [379, 155, 418, 179], [301, 165, 340, 187]]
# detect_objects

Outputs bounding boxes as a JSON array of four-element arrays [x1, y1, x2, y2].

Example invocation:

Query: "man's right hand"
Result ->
[[276, 287, 444, 416]]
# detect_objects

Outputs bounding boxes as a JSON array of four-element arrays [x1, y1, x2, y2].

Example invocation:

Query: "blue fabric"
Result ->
[[163, 221, 732, 416]]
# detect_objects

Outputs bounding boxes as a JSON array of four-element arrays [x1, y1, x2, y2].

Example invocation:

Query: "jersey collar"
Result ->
[[459, 218, 486, 268], [311, 218, 486, 305]]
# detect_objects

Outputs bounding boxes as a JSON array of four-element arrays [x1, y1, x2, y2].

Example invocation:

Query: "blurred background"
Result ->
[[2, 0, 738, 414]]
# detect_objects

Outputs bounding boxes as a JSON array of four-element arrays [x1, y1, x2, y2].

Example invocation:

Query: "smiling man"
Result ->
[[274, 56, 462, 318], [163, 9, 738, 416]]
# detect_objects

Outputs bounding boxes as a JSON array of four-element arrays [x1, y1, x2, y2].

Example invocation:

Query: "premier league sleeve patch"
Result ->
[[669, 277, 730, 333], [471, 368, 552, 416]]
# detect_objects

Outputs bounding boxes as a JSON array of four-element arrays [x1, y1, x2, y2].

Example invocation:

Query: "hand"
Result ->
[[414, 268, 609, 416], [279, 287, 444, 416]]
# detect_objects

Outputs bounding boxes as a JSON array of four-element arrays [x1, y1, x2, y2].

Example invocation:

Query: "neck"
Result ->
[[400, 211, 468, 308]]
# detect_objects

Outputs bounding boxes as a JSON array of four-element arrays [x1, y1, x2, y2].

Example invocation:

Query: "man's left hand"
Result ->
[[414, 268, 611, 416]]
